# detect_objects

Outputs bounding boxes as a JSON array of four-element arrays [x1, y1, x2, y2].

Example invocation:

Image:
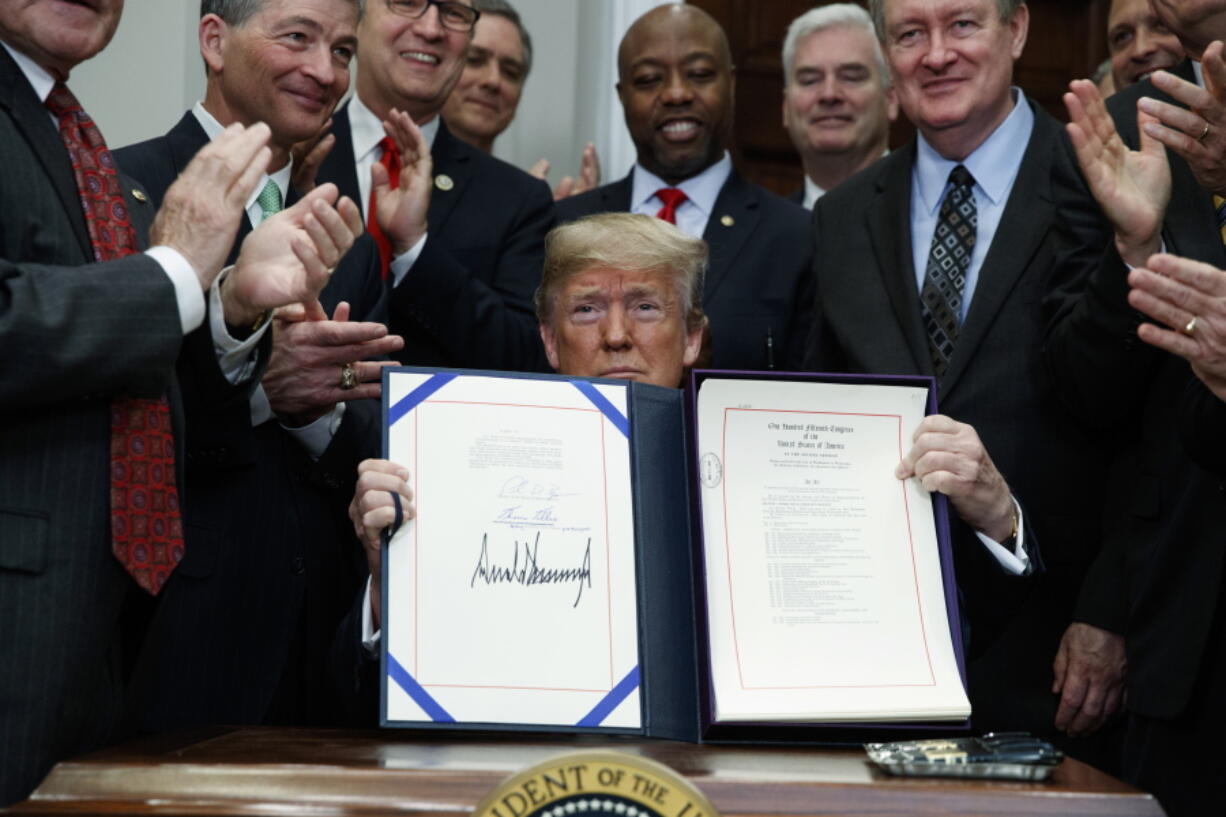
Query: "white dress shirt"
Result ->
[[346, 94, 433, 287], [803, 176, 827, 210], [629, 152, 733, 238], [192, 103, 342, 458]]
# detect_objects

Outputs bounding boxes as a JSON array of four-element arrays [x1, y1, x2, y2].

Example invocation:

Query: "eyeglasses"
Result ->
[[385, 0, 481, 33]]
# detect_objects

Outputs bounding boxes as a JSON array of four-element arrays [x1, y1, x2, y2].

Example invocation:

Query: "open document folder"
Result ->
[[695, 375, 971, 724], [379, 369, 699, 737]]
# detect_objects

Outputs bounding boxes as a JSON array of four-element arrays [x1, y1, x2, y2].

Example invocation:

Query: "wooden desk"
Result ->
[[6, 727, 1163, 817]]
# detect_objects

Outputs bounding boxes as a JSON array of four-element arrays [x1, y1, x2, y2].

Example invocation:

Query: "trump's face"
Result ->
[[0, 0, 124, 79], [540, 267, 702, 389]]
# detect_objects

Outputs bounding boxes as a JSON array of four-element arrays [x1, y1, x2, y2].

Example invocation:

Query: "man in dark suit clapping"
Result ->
[[0, 0, 362, 804], [112, 0, 407, 734]]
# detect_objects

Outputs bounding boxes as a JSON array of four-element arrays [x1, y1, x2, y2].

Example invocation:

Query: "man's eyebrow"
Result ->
[[563, 285, 607, 300], [277, 15, 324, 32]]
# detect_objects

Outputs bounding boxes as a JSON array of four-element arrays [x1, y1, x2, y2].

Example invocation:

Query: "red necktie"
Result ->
[[654, 187, 688, 225], [46, 83, 184, 596], [368, 136, 401, 280]]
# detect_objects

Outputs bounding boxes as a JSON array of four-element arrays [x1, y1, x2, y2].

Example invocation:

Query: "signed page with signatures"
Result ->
[[382, 371, 641, 729], [696, 377, 970, 723]]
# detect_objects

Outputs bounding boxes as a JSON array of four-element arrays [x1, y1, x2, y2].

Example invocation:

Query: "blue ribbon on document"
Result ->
[[387, 372, 458, 428], [387, 652, 456, 723], [576, 665, 641, 727], [569, 380, 629, 439]]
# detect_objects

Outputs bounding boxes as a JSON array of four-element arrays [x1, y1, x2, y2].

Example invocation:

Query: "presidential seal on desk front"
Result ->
[[473, 751, 720, 817]]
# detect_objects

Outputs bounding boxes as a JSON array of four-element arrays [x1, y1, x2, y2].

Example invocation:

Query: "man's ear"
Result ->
[[200, 14, 228, 76], [682, 316, 706, 368], [539, 321, 561, 372]]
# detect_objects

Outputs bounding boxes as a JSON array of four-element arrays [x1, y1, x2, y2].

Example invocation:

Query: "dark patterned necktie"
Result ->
[[45, 83, 184, 595], [654, 187, 688, 224], [920, 165, 977, 377], [368, 135, 401, 280]]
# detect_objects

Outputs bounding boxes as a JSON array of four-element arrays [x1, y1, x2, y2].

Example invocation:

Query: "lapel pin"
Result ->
[[131, 189, 148, 203], [720, 214, 734, 227], [435, 174, 454, 192]]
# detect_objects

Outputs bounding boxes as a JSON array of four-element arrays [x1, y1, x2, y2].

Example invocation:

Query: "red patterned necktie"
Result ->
[[368, 135, 401, 280], [45, 83, 184, 596], [654, 187, 688, 225]]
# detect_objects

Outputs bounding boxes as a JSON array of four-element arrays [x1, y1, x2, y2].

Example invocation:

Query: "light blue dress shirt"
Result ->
[[910, 89, 1035, 323]]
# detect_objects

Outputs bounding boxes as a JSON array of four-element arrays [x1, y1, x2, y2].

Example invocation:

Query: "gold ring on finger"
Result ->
[[1185, 316, 1199, 335], [1199, 122, 1211, 143], [340, 362, 359, 390]]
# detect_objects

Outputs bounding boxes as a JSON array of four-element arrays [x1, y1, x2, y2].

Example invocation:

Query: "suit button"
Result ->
[[291, 556, 305, 575]]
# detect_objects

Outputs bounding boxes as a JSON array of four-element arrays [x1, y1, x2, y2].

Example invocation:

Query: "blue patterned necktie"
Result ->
[[920, 165, 977, 377]]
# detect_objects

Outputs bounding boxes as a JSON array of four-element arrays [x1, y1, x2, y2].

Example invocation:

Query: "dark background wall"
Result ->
[[688, 0, 1111, 195]]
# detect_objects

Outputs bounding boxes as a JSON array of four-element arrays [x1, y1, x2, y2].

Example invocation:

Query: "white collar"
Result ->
[[803, 176, 825, 210], [192, 102, 292, 213], [630, 152, 733, 216], [348, 92, 441, 163], [2, 40, 56, 105]]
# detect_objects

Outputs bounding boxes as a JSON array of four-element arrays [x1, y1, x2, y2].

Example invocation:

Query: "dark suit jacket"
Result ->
[[1045, 60, 1226, 720], [556, 169, 814, 371], [112, 112, 384, 730], [806, 102, 1110, 736], [316, 106, 554, 371], [0, 49, 247, 804]]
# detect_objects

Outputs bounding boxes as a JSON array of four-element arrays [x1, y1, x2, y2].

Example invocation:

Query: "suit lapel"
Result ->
[[164, 113, 257, 266], [942, 104, 1056, 396], [318, 101, 363, 207], [866, 143, 930, 374], [602, 174, 634, 211], [702, 170, 761, 302], [0, 47, 92, 259], [427, 120, 473, 234]]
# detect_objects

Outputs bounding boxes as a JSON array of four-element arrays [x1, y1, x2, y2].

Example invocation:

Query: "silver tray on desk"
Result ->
[[865, 734, 1063, 781]]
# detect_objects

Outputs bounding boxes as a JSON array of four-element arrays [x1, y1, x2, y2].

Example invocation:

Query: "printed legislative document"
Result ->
[[383, 372, 640, 729], [697, 378, 970, 723]]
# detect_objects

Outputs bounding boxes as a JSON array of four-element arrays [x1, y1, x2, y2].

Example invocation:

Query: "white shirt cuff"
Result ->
[[389, 233, 428, 288], [281, 402, 346, 461], [147, 245, 205, 334], [361, 575, 381, 656], [1123, 241, 1167, 270], [974, 496, 1031, 576], [209, 267, 269, 385]]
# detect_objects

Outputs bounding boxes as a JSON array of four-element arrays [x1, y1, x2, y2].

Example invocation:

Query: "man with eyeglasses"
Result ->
[[312, 0, 555, 372]]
